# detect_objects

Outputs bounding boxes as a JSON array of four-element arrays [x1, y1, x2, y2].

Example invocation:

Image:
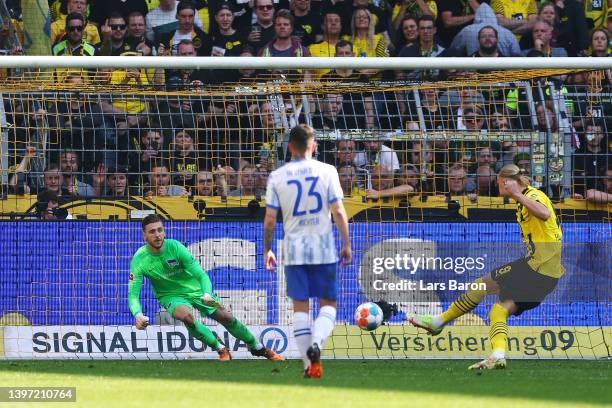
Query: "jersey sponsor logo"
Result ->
[[259, 327, 288, 353], [166, 259, 178, 268], [589, 0, 603, 10]]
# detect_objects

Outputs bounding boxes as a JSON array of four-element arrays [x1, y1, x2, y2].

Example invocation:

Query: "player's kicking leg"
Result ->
[[206, 300, 285, 361], [466, 259, 558, 370], [407, 274, 505, 369], [409, 275, 498, 335]]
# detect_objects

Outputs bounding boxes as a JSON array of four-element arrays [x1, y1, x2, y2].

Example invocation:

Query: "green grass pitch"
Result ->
[[0, 360, 610, 408]]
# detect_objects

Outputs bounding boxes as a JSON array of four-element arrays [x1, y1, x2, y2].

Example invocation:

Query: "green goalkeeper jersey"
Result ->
[[128, 239, 209, 317]]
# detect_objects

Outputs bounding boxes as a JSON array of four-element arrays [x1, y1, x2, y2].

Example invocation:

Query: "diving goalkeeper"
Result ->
[[128, 214, 284, 361], [410, 164, 564, 370]]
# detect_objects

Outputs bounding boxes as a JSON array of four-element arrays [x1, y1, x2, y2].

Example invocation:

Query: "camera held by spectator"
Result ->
[[35, 190, 70, 220]]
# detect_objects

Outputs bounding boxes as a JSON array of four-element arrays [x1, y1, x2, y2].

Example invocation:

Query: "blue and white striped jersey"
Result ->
[[266, 159, 344, 265]]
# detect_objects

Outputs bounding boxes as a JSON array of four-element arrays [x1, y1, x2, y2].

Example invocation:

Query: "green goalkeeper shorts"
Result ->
[[159, 293, 222, 318]]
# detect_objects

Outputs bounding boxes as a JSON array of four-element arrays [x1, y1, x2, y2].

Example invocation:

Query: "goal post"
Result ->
[[1, 56, 612, 69], [0, 57, 610, 360]]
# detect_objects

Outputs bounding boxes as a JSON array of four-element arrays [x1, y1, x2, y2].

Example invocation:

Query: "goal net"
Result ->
[[0, 58, 610, 360]]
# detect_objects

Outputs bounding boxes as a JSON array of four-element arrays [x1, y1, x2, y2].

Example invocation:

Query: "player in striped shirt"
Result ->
[[264, 125, 351, 378]]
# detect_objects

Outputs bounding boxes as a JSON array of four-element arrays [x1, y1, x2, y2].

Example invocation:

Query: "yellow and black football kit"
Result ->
[[490, 186, 563, 314]]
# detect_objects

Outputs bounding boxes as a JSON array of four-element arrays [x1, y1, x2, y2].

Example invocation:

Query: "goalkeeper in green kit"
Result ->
[[128, 214, 284, 361]]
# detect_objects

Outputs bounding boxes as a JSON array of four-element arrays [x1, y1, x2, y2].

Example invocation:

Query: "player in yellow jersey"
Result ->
[[410, 164, 564, 370]]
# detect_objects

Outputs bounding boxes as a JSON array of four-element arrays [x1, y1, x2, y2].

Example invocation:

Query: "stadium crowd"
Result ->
[[1, 0, 611, 210]]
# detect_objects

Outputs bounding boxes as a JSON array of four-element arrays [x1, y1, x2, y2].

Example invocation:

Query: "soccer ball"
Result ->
[[354, 302, 383, 331]]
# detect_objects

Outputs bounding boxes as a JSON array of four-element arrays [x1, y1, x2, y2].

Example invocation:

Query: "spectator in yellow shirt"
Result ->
[[491, 0, 537, 37], [584, 0, 610, 33], [100, 52, 162, 130], [308, 11, 343, 80], [51, 0, 100, 45], [345, 8, 388, 81]]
